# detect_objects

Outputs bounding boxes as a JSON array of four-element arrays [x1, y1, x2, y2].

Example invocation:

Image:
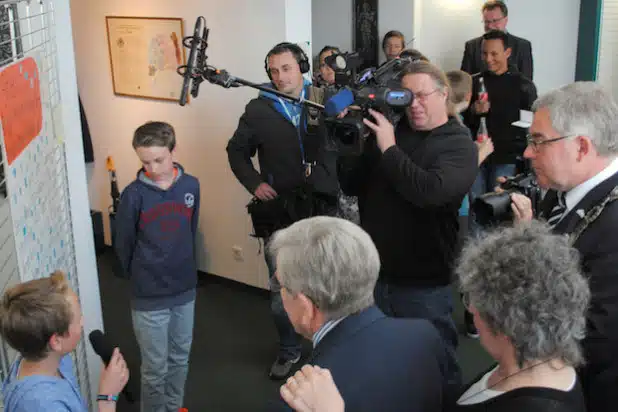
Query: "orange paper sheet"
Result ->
[[0, 57, 43, 165]]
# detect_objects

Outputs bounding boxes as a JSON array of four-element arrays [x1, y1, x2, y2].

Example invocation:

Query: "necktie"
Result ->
[[547, 192, 566, 228]]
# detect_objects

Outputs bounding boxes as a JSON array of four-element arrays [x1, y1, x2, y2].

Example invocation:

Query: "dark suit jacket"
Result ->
[[274, 306, 456, 412], [461, 33, 533, 80], [540, 171, 618, 412]]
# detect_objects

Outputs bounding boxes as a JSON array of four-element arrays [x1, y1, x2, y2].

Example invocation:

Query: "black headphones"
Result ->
[[264, 42, 310, 80]]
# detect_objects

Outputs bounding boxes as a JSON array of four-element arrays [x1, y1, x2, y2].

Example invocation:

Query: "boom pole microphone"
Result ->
[[176, 16, 323, 111], [89, 330, 136, 404], [178, 16, 208, 106]]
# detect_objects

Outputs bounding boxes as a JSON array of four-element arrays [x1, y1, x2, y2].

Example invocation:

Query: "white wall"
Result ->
[[56, 0, 105, 402], [312, 0, 353, 55], [598, 0, 618, 99], [506, 0, 580, 94], [286, 0, 313, 60], [71, 0, 290, 289], [413, 0, 485, 72], [311, 0, 414, 63]]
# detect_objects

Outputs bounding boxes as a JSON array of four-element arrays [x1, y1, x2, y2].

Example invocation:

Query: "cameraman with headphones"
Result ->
[[226, 42, 338, 380]]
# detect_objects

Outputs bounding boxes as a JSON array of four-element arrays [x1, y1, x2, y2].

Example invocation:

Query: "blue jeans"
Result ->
[[131, 299, 195, 412], [469, 163, 517, 237], [374, 280, 458, 353], [266, 252, 302, 361], [374, 280, 461, 403]]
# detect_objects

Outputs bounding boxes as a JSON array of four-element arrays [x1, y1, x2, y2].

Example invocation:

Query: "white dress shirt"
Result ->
[[562, 157, 618, 217]]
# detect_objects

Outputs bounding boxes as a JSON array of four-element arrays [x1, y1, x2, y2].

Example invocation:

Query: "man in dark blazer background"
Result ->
[[510, 82, 618, 412], [268, 216, 459, 412], [461, 1, 533, 80]]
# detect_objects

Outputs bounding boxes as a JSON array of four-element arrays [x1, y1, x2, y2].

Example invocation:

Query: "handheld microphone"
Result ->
[[324, 88, 355, 117], [89, 330, 136, 404], [178, 17, 209, 106]]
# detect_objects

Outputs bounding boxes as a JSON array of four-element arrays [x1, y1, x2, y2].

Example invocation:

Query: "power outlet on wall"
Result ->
[[232, 245, 243, 262]]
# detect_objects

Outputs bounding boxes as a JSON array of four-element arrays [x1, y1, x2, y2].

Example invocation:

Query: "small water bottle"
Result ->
[[477, 117, 489, 142], [478, 77, 488, 102]]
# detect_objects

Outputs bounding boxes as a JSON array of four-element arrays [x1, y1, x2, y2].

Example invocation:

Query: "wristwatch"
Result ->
[[96, 394, 119, 402]]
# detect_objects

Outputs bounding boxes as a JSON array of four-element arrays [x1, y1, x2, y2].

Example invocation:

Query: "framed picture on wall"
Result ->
[[105, 16, 186, 102], [353, 0, 379, 69]]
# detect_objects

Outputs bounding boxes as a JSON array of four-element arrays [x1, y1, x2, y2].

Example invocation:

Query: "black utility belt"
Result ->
[[247, 190, 336, 238]]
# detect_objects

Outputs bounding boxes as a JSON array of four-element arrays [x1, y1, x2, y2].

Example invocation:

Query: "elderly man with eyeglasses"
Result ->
[[269, 216, 457, 412], [461, 1, 533, 80], [509, 81, 618, 412]]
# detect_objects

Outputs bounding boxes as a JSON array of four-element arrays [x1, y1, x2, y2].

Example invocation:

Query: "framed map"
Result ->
[[105, 16, 186, 102]]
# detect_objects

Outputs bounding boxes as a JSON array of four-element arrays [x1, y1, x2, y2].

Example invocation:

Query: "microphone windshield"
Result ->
[[89, 329, 113, 365], [88, 329, 137, 404], [324, 89, 355, 117]]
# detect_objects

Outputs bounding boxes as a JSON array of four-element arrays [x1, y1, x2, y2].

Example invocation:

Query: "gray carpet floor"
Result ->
[[96, 250, 493, 412]]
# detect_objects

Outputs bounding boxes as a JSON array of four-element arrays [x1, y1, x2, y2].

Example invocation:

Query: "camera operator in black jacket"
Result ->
[[338, 61, 478, 391], [226, 42, 338, 380]]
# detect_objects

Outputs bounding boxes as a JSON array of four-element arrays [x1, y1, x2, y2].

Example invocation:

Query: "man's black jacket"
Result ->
[[226, 91, 339, 198], [461, 33, 533, 80], [339, 117, 478, 287]]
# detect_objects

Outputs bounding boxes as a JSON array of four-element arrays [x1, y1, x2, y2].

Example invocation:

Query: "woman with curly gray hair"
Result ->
[[279, 221, 590, 412], [454, 221, 589, 411]]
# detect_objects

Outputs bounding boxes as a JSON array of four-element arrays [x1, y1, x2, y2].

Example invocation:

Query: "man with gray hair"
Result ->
[[510, 81, 618, 411], [269, 216, 456, 411]]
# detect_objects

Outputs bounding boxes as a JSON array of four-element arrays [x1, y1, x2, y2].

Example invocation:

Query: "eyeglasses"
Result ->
[[269, 274, 282, 293], [462, 293, 472, 310], [414, 89, 439, 102], [526, 134, 575, 151], [482, 16, 506, 25]]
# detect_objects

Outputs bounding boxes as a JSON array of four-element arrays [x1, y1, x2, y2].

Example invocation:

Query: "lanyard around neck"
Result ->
[[277, 88, 305, 126], [276, 88, 312, 171]]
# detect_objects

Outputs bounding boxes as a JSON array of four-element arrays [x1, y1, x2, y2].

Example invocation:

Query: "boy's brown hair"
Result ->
[[132, 121, 176, 151], [0, 271, 73, 361], [446, 70, 473, 106]]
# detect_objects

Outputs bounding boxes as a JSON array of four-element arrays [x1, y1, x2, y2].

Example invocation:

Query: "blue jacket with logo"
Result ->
[[114, 163, 200, 310]]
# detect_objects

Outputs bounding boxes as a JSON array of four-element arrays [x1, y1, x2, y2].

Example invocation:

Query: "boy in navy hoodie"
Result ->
[[114, 121, 200, 412]]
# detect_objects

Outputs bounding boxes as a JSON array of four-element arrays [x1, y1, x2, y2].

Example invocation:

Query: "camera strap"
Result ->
[[569, 185, 618, 244]]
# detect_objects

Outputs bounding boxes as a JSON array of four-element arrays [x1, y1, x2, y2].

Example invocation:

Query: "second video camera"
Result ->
[[472, 173, 542, 226]]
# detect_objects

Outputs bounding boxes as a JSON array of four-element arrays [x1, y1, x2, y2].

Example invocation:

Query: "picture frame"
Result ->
[[353, 0, 379, 70], [105, 16, 186, 102]]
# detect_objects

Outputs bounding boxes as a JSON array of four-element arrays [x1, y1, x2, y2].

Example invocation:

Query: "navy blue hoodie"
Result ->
[[114, 163, 200, 311]]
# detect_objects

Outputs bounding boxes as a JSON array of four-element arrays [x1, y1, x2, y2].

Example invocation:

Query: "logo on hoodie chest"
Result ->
[[139, 200, 193, 232], [184, 193, 195, 208]]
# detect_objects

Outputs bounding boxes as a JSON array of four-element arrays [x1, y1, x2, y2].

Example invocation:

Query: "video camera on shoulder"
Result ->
[[322, 52, 415, 155], [472, 172, 542, 227]]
